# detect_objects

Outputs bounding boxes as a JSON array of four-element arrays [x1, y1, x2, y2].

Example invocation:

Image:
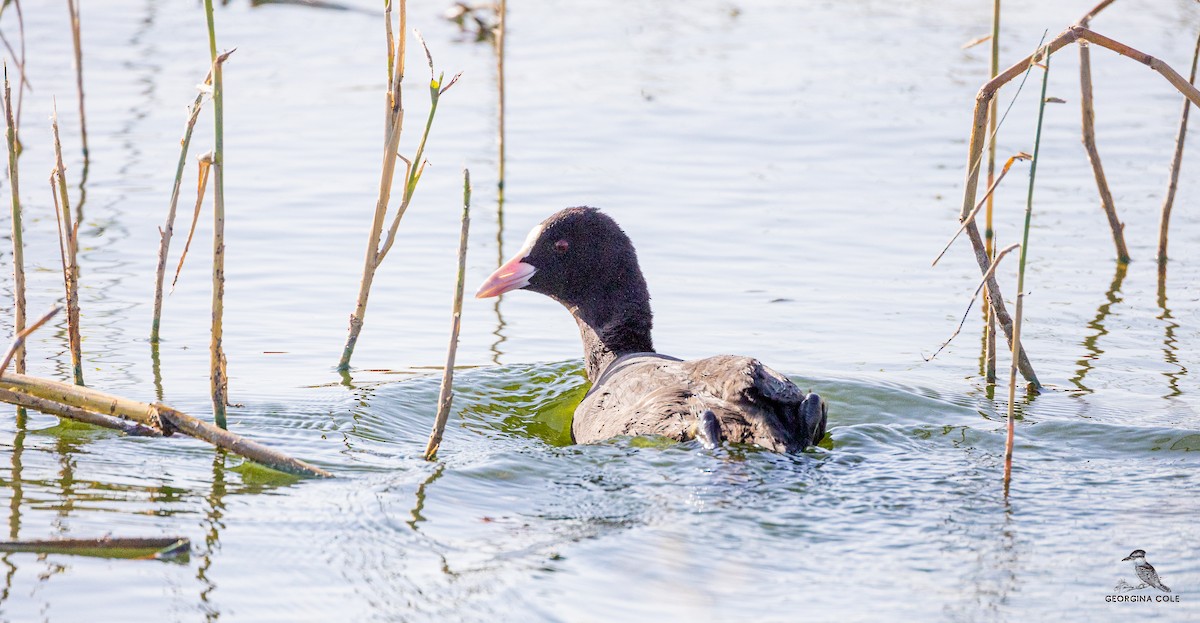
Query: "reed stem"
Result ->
[[983, 0, 1000, 384], [3, 68, 25, 374], [203, 0, 228, 428], [425, 169, 470, 461], [1157, 28, 1200, 268], [1005, 50, 1052, 493], [50, 110, 83, 386], [1078, 11, 1130, 263], [496, 0, 506, 202]]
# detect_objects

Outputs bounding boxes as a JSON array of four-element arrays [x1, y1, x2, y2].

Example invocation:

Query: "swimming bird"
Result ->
[[475, 207, 827, 451], [1122, 549, 1171, 592]]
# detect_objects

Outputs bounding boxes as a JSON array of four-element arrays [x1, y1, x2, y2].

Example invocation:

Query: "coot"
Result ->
[[476, 207, 827, 452]]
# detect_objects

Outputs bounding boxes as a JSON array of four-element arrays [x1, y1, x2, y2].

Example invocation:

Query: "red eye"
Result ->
[[554, 239, 569, 253]]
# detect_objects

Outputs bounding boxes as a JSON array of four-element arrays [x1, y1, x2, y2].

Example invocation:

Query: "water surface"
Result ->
[[1, 0, 1199, 620]]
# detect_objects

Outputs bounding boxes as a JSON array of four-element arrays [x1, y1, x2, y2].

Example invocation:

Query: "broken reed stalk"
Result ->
[[171, 153, 213, 290], [338, 9, 461, 371], [3, 69, 26, 374], [203, 0, 229, 428], [1005, 53, 1052, 493], [956, 25, 1200, 389], [338, 2, 409, 372], [1157, 28, 1200, 268], [424, 169, 470, 461], [66, 0, 88, 161], [1078, 11, 1130, 264], [0, 371, 331, 477], [984, 0, 1001, 384], [1, 306, 59, 376], [50, 111, 84, 386], [151, 61, 226, 343]]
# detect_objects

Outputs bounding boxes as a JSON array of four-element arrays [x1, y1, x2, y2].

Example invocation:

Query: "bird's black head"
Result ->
[[1123, 550, 1147, 561], [476, 207, 646, 308], [476, 207, 655, 377]]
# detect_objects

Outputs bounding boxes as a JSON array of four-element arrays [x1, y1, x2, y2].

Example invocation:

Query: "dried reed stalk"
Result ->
[[1078, 8, 1130, 263], [50, 110, 83, 386], [171, 152, 213, 290], [3, 69, 25, 374], [956, 25, 1200, 388], [1157, 28, 1200, 267], [338, 2, 409, 372], [66, 0, 88, 160], [424, 169, 470, 460], [338, 6, 460, 371], [203, 0, 229, 428], [151, 59, 228, 342], [0, 306, 58, 376]]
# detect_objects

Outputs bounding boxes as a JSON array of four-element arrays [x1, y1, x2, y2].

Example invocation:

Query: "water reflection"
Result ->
[[1069, 263, 1126, 393], [197, 452, 228, 622], [1156, 271, 1186, 398]]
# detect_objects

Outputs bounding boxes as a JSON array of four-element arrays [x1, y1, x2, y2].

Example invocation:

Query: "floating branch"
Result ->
[[425, 169, 471, 461], [0, 372, 332, 477], [50, 109, 83, 386], [954, 25, 1200, 388], [337, 5, 461, 371], [3, 67, 26, 374], [151, 57, 229, 343], [1157, 28, 1200, 267], [0, 537, 189, 561]]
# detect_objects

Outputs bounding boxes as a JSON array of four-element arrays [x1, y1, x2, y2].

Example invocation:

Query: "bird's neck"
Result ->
[[567, 297, 654, 382]]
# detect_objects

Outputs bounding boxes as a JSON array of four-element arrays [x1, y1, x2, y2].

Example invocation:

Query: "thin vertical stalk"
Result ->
[[50, 112, 82, 386], [425, 170, 471, 461], [152, 64, 223, 343], [983, 0, 1001, 384], [1005, 50, 1052, 493], [203, 0, 228, 428], [1157, 28, 1200, 268], [3, 70, 25, 374], [496, 0, 506, 203], [66, 0, 87, 161]]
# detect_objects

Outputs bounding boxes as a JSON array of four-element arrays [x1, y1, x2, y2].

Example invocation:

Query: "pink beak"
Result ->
[[475, 253, 537, 298]]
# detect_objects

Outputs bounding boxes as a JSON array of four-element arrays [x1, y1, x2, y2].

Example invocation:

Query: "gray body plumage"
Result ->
[[575, 353, 827, 451]]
